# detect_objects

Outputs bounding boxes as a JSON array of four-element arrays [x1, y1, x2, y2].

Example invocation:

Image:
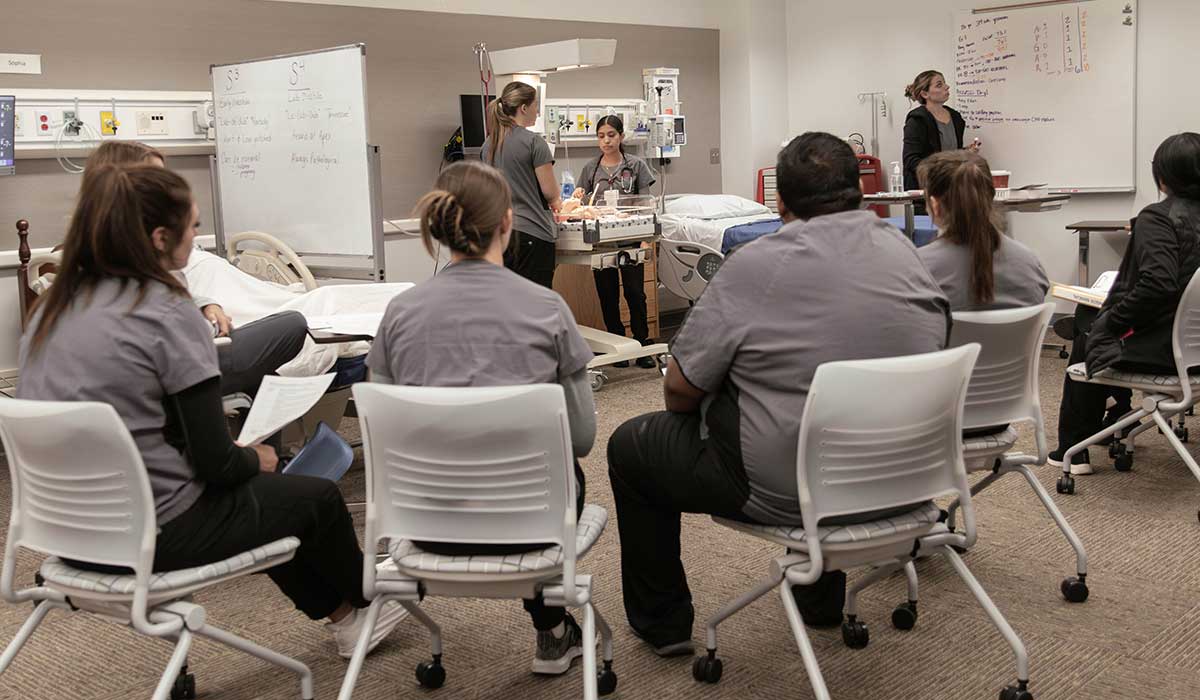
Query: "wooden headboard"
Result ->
[[16, 220, 61, 331]]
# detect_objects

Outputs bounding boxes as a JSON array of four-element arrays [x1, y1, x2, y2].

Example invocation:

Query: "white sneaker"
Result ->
[[327, 600, 411, 659]]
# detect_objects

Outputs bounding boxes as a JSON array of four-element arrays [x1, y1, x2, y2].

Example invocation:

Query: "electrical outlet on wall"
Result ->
[[710, 148, 721, 165], [33, 111, 53, 137], [136, 110, 169, 136]]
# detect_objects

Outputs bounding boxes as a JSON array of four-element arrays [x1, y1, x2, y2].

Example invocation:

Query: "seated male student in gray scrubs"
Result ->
[[606, 132, 952, 656], [916, 150, 1049, 312], [367, 160, 597, 677], [85, 141, 308, 403], [18, 164, 408, 659]]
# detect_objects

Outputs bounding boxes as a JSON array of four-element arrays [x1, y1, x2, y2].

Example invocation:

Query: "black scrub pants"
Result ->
[[607, 411, 863, 648], [155, 473, 369, 620], [505, 232, 557, 290], [217, 310, 309, 398], [593, 263, 649, 343], [1054, 305, 1170, 450]]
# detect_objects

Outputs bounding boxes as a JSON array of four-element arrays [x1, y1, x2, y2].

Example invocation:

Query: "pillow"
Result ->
[[664, 194, 770, 220]]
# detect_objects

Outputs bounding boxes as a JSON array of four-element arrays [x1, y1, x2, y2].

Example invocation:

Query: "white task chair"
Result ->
[[947, 304, 1090, 603], [0, 400, 312, 700], [1057, 270, 1200, 513], [694, 346, 1035, 700], [338, 383, 616, 700]]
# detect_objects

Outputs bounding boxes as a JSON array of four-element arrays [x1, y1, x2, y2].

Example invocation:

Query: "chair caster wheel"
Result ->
[[1060, 576, 1089, 603], [692, 652, 723, 684], [597, 662, 618, 696], [891, 602, 918, 630], [1000, 683, 1033, 700], [170, 669, 196, 700], [1114, 451, 1134, 472], [1059, 349, 1069, 359], [1056, 475, 1075, 495], [1176, 427, 1189, 442], [841, 617, 869, 649], [589, 371, 607, 392], [415, 656, 446, 689], [1108, 442, 1124, 459]]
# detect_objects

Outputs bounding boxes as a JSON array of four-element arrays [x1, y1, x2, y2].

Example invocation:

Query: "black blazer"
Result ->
[[1089, 197, 1200, 371], [901, 105, 966, 191]]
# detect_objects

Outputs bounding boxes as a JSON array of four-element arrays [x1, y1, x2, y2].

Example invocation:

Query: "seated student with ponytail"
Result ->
[[916, 150, 1049, 311], [18, 164, 408, 660], [367, 160, 597, 676]]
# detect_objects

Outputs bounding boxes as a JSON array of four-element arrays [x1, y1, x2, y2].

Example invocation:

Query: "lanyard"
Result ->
[[590, 155, 636, 195]]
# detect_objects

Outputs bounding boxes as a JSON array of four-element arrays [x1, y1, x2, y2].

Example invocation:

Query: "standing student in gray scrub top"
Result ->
[[367, 161, 598, 678], [481, 81, 563, 288], [578, 115, 659, 369], [17, 165, 408, 660]]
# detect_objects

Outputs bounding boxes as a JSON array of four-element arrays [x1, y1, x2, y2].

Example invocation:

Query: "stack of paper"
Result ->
[[305, 312, 384, 338], [1051, 271, 1117, 309], [236, 374, 335, 446]]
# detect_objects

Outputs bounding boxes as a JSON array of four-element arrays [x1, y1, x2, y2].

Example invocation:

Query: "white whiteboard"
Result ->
[[954, 0, 1137, 191], [211, 45, 378, 259]]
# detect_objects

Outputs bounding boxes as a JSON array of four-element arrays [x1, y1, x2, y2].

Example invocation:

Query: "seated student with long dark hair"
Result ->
[[367, 160, 597, 677], [917, 150, 1049, 311], [1051, 132, 1200, 474], [17, 164, 407, 659]]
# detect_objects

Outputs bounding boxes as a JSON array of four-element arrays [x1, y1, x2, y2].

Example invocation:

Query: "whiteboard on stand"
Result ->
[[954, 0, 1137, 192], [211, 44, 383, 277]]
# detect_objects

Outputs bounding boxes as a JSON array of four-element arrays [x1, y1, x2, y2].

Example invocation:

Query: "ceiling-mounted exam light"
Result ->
[[488, 39, 617, 76]]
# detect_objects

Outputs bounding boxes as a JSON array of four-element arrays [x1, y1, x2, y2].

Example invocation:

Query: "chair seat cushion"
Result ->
[[1067, 362, 1194, 392], [40, 537, 300, 596], [714, 501, 944, 547], [962, 426, 1020, 456], [389, 504, 607, 575]]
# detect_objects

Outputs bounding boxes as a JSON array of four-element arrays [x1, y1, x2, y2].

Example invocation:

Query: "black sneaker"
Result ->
[[1048, 448, 1092, 475], [636, 355, 658, 369], [532, 614, 585, 675], [1097, 408, 1139, 446], [630, 626, 694, 657], [613, 360, 630, 368]]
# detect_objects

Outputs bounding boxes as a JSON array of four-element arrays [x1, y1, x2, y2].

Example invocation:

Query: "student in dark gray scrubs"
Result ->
[[482, 81, 563, 289], [607, 133, 951, 655], [18, 165, 407, 660], [916, 150, 1049, 311], [368, 161, 597, 677], [578, 115, 659, 368]]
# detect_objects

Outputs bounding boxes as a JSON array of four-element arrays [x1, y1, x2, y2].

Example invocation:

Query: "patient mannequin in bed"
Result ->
[[182, 248, 414, 378]]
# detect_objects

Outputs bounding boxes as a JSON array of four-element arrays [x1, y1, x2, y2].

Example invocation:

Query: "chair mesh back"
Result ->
[[797, 346, 978, 522], [949, 304, 1053, 430], [0, 400, 154, 568], [1174, 270, 1200, 374], [354, 383, 573, 549]]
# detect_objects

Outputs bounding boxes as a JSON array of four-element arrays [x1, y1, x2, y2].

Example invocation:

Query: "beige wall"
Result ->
[[0, 0, 721, 249]]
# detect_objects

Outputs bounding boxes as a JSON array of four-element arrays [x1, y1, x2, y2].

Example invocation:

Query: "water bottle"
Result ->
[[890, 161, 903, 193], [561, 170, 576, 200]]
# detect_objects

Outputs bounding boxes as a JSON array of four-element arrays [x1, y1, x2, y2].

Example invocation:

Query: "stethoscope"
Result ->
[[589, 154, 637, 195]]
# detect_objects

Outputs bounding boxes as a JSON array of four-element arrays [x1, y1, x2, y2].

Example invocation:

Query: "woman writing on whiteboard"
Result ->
[[901, 70, 979, 210], [577, 115, 659, 369], [483, 81, 563, 288]]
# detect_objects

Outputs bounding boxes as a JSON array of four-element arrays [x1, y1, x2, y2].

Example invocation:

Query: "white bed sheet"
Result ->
[[183, 249, 412, 377], [658, 212, 782, 253]]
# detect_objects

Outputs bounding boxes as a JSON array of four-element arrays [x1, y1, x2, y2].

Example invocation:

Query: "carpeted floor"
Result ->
[[1, 351, 1199, 700]]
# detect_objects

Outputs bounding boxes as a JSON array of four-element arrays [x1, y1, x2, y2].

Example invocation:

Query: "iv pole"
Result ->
[[857, 91, 887, 157]]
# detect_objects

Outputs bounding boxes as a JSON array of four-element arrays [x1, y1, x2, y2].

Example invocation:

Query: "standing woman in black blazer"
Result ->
[[902, 70, 979, 209]]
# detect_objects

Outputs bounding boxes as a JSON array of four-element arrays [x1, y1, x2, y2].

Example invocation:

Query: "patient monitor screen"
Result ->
[[0, 96, 13, 176]]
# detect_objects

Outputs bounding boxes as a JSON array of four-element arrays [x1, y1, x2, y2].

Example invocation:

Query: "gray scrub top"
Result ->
[[368, 259, 593, 387], [18, 278, 220, 523], [578, 153, 657, 197], [482, 127, 557, 243], [670, 210, 951, 524], [918, 235, 1049, 311], [937, 118, 958, 153]]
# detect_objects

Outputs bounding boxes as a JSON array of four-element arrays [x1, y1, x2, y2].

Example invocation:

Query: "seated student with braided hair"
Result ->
[[367, 160, 597, 677]]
